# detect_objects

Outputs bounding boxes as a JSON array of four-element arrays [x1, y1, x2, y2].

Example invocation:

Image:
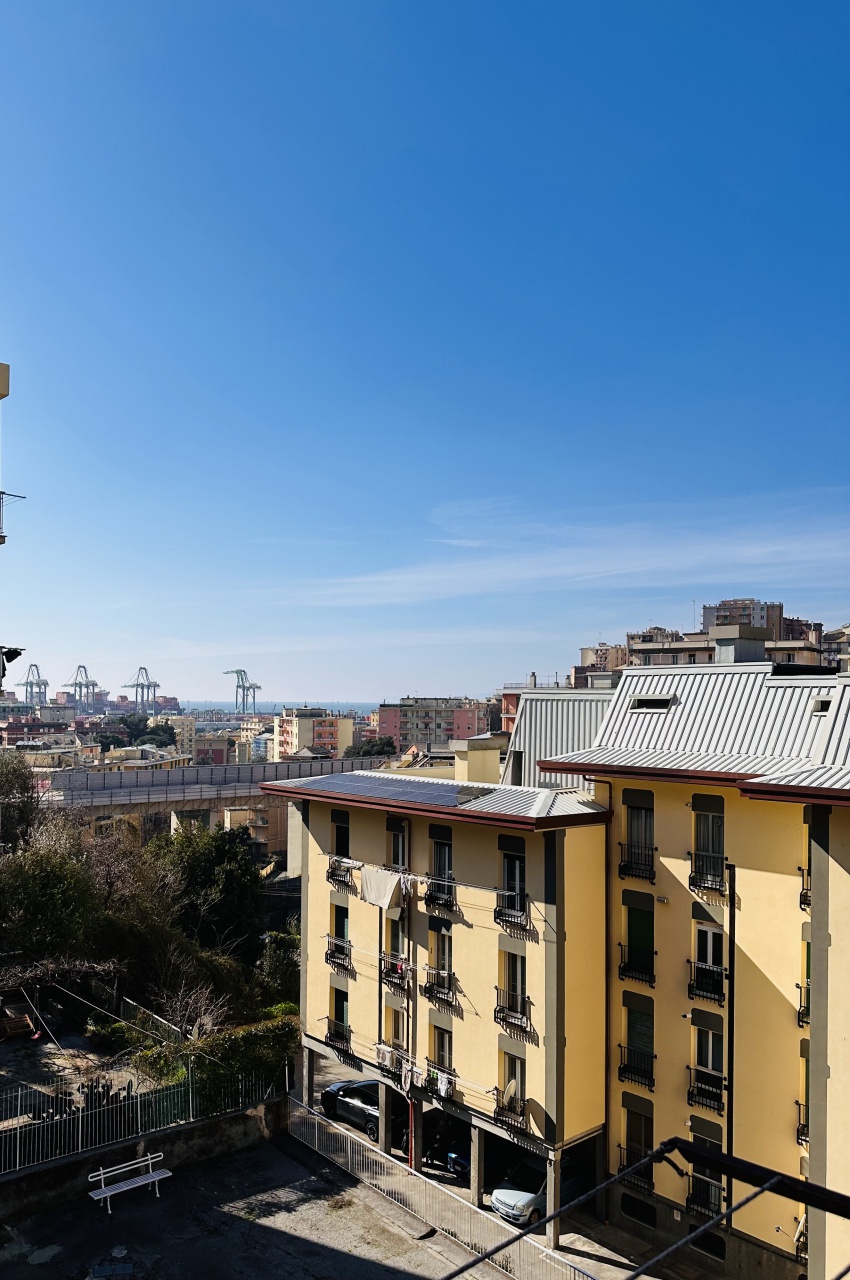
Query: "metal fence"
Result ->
[[287, 1098, 595, 1280], [0, 1066, 277, 1176]]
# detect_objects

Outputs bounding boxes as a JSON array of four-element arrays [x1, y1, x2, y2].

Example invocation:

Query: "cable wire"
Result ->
[[620, 1176, 782, 1280], [829, 1262, 850, 1280]]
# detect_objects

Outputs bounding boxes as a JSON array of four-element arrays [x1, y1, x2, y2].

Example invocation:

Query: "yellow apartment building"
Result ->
[[543, 655, 846, 1279], [263, 756, 609, 1248]]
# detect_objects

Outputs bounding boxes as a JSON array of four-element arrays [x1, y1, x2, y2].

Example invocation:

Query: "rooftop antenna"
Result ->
[[0, 363, 25, 546]]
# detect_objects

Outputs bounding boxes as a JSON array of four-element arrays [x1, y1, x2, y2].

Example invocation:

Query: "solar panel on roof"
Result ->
[[283, 772, 494, 809]]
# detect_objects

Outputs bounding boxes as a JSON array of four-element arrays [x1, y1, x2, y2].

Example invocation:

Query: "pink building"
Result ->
[[378, 697, 491, 752]]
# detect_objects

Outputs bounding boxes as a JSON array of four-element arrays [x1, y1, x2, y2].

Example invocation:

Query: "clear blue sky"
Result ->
[[1, 2, 848, 703]]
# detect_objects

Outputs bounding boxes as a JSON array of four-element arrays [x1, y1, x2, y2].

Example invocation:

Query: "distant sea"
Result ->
[[181, 700, 380, 715]]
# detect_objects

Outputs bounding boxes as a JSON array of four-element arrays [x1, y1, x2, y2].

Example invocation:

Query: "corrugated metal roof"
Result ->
[[744, 762, 850, 793], [502, 689, 615, 788], [547, 746, 794, 778]]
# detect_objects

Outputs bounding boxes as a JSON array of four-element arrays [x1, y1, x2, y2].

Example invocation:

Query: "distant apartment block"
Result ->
[[272, 707, 354, 760], [625, 625, 823, 668], [378, 697, 492, 751], [702, 597, 823, 646], [149, 714, 196, 756]]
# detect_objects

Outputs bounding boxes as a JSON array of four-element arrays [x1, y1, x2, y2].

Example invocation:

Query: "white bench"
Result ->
[[88, 1154, 171, 1214]]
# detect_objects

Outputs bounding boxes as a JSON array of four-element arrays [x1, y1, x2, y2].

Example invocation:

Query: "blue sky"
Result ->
[[1, 2, 848, 704]]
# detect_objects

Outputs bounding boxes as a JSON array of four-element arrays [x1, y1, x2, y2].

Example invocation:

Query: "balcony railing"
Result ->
[[423, 967, 455, 1002], [493, 889, 531, 930], [380, 951, 410, 988], [687, 1067, 725, 1115], [493, 1088, 528, 1131], [689, 850, 727, 894], [494, 988, 532, 1031], [617, 1044, 656, 1089], [424, 1059, 456, 1098], [799, 865, 812, 910], [618, 843, 657, 884], [798, 979, 811, 1027], [617, 1145, 654, 1194], [796, 1228, 808, 1266], [424, 875, 457, 911], [326, 858, 355, 892], [618, 943, 656, 987], [325, 1019, 351, 1051], [797, 1100, 809, 1145], [688, 960, 726, 1006], [687, 1173, 723, 1220], [325, 936, 353, 970]]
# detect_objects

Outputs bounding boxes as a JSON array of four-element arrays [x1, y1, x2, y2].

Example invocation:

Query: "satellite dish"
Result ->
[[503, 1078, 517, 1103]]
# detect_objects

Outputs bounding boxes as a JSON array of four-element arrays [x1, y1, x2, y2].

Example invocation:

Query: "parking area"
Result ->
[[0, 1137, 500, 1280]]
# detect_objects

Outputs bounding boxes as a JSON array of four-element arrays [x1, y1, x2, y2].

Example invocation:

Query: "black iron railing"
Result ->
[[797, 1100, 809, 1145], [687, 1173, 723, 1219], [423, 967, 455, 1002], [424, 875, 457, 911], [494, 890, 531, 929], [688, 960, 726, 1006], [493, 1088, 527, 1130], [689, 851, 726, 893], [325, 936, 352, 969], [617, 1145, 654, 1194], [424, 1058, 455, 1098], [617, 1044, 655, 1089], [325, 1019, 351, 1051], [796, 1227, 808, 1265], [798, 979, 811, 1027], [380, 951, 410, 987], [326, 858, 355, 891], [494, 988, 532, 1031], [799, 865, 812, 910], [618, 843, 656, 884], [687, 1067, 725, 1114], [618, 943, 656, 987]]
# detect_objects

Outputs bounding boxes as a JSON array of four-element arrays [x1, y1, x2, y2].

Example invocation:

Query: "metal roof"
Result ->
[[542, 665, 838, 781], [502, 689, 615, 788], [261, 769, 607, 827]]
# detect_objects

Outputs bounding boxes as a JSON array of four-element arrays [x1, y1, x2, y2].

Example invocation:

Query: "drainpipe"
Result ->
[[726, 862, 737, 1213], [588, 775, 613, 1217]]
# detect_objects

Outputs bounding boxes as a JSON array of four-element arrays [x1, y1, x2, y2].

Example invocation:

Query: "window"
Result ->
[[696, 924, 722, 968], [433, 839, 452, 881], [503, 1052, 525, 1099], [695, 811, 723, 858], [388, 916, 404, 956], [696, 1026, 723, 1075], [627, 1006, 654, 1058], [690, 1135, 723, 1218], [434, 930, 452, 975], [626, 1107, 653, 1156], [390, 1007, 404, 1048], [331, 808, 350, 858], [629, 696, 674, 710], [812, 698, 832, 715], [433, 1025, 452, 1070], [503, 850, 526, 906], [333, 988, 348, 1026], [387, 817, 408, 869], [333, 905, 349, 941], [504, 951, 526, 999]]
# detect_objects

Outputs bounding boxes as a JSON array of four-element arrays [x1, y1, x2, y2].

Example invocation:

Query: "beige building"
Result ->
[[149, 714, 196, 756], [263, 750, 609, 1248], [272, 708, 354, 760]]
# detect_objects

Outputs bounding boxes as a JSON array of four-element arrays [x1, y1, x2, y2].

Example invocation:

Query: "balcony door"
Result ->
[[433, 840, 452, 882], [627, 804, 654, 852], [333, 987, 348, 1027], [503, 852, 525, 907], [503, 1052, 525, 1100], [695, 924, 722, 967], [505, 951, 526, 999], [435, 931, 452, 975]]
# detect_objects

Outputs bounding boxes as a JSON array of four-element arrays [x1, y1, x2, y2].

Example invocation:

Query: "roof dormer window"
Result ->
[[811, 698, 832, 716], [629, 696, 675, 712]]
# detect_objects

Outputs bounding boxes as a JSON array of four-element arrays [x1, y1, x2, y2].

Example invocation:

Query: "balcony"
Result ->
[[424, 1059, 456, 1099], [796, 1100, 809, 1146], [493, 1088, 528, 1131], [799, 865, 812, 910], [689, 850, 726, 894], [686, 1173, 723, 1220], [618, 943, 656, 987], [494, 988, 532, 1032], [798, 979, 811, 1027], [423, 967, 455, 1003], [687, 1067, 725, 1115], [380, 951, 410, 988], [617, 1044, 656, 1089], [618, 843, 657, 884], [617, 1145, 654, 1194], [325, 1019, 351, 1052], [424, 875, 457, 912], [688, 961, 726, 1006], [494, 889, 531, 930], [326, 858, 355, 892], [796, 1227, 808, 1266], [325, 936, 353, 971]]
